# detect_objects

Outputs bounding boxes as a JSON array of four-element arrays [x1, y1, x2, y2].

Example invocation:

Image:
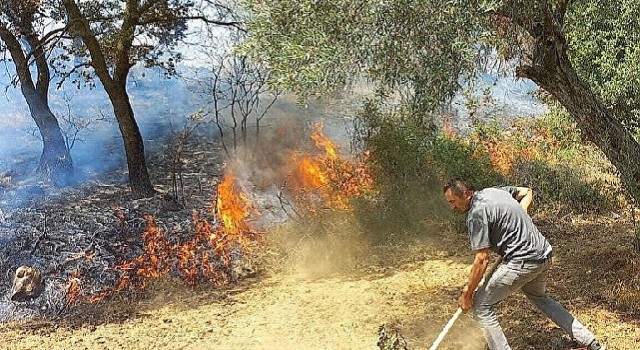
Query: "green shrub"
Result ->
[[354, 102, 451, 237], [356, 100, 623, 236], [428, 135, 503, 188], [510, 160, 619, 214]]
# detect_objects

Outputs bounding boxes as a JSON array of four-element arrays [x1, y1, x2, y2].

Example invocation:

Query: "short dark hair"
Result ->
[[443, 178, 475, 196]]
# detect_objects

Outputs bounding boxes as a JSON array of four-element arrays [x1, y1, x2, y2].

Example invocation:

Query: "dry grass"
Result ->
[[0, 212, 638, 350]]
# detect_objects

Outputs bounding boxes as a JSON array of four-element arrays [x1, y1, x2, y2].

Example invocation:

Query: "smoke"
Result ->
[[0, 66, 205, 207], [210, 111, 374, 278]]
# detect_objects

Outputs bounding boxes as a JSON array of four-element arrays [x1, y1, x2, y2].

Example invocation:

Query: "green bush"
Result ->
[[354, 102, 450, 237], [357, 101, 623, 224], [428, 135, 503, 189], [510, 160, 619, 214]]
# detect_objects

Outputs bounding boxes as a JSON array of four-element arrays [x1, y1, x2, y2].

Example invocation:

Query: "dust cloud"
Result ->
[[218, 115, 375, 278]]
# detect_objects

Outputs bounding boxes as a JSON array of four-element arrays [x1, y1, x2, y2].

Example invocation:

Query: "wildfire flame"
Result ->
[[71, 124, 372, 303], [83, 173, 255, 303], [215, 172, 254, 236], [310, 125, 338, 160], [65, 269, 82, 304], [291, 123, 373, 211]]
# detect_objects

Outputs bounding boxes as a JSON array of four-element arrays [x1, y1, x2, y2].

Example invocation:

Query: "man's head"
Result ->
[[443, 178, 475, 213]]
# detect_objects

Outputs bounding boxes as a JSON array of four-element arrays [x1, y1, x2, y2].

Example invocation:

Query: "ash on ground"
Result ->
[[0, 134, 238, 322]]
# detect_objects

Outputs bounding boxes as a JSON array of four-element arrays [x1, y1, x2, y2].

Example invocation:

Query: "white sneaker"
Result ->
[[588, 340, 606, 350]]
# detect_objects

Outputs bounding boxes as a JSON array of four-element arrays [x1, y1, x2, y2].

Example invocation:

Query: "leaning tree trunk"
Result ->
[[104, 84, 156, 198], [62, 0, 155, 198], [23, 88, 74, 186], [516, 15, 640, 205], [0, 23, 73, 186]]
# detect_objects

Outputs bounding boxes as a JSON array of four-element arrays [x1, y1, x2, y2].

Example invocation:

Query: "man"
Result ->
[[443, 178, 605, 350]]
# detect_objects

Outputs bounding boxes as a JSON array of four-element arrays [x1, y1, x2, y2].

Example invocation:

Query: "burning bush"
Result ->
[[289, 124, 374, 213], [64, 122, 374, 304]]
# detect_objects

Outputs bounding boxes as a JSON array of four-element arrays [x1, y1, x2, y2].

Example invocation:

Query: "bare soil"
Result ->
[[0, 212, 638, 350]]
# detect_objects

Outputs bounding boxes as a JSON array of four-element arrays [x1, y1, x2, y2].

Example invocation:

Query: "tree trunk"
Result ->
[[22, 87, 74, 186], [63, 0, 155, 198], [0, 24, 73, 186], [105, 84, 156, 198], [516, 25, 640, 204]]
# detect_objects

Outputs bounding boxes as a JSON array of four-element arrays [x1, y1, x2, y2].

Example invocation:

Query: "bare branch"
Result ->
[[55, 61, 93, 90], [138, 15, 245, 31], [257, 92, 279, 123]]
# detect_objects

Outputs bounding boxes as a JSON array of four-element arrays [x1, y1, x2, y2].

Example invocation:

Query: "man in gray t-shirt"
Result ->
[[467, 185, 551, 263], [443, 178, 605, 350]]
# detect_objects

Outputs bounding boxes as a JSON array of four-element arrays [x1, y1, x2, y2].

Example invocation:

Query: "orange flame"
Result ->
[[65, 269, 82, 304], [310, 123, 338, 160], [215, 173, 254, 236], [85, 174, 256, 302], [293, 156, 330, 189], [290, 123, 374, 211]]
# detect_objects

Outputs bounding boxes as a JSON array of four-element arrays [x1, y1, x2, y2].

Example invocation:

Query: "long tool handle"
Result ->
[[428, 307, 463, 350], [428, 256, 503, 350]]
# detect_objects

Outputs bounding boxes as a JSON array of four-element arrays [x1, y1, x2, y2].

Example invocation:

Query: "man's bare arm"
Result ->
[[462, 248, 491, 298], [513, 186, 533, 212]]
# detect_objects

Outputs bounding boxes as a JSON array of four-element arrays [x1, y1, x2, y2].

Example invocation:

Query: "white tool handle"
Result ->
[[428, 257, 503, 350], [428, 307, 463, 350]]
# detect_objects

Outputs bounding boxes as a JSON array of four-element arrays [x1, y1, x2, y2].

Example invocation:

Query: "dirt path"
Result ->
[[1, 219, 638, 350], [1, 256, 484, 350]]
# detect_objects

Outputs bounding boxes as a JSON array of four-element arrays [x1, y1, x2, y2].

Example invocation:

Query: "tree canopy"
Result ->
[[244, 0, 488, 112], [244, 0, 640, 203], [565, 0, 640, 129]]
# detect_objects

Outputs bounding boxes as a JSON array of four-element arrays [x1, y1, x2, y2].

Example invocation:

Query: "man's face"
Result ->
[[444, 188, 472, 213]]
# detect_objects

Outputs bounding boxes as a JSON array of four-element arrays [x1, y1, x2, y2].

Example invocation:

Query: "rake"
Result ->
[[428, 307, 463, 350]]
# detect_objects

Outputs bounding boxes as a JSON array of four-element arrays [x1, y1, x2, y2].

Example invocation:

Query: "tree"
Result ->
[[62, 0, 241, 197], [0, 0, 73, 185], [243, 0, 640, 203], [185, 24, 278, 155]]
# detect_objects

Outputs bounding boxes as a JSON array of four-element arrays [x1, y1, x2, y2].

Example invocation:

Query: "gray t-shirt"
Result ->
[[466, 186, 551, 262]]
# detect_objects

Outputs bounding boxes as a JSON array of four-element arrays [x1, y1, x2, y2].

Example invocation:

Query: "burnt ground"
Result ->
[[0, 127, 227, 322], [0, 125, 638, 349]]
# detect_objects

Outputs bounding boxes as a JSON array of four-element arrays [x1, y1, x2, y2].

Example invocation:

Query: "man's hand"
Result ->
[[514, 186, 533, 213], [458, 291, 473, 312]]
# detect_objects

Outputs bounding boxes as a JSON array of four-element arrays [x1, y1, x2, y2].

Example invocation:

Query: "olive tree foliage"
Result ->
[[564, 1, 640, 130], [244, 0, 491, 115], [244, 0, 640, 206]]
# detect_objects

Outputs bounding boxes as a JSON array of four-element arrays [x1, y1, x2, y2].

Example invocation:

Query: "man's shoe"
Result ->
[[588, 340, 606, 350]]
